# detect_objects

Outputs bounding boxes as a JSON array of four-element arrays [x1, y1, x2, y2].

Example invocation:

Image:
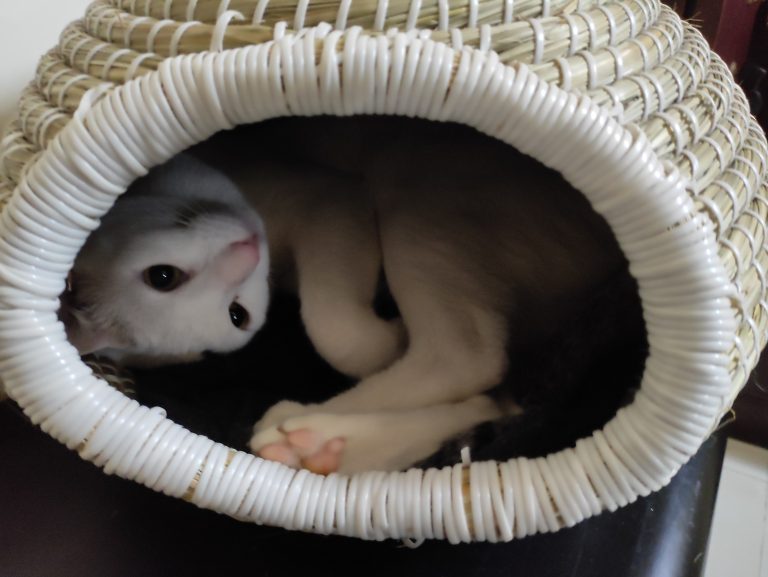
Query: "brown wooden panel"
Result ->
[[690, 0, 764, 76]]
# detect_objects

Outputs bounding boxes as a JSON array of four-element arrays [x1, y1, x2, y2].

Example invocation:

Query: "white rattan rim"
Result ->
[[0, 25, 737, 543]]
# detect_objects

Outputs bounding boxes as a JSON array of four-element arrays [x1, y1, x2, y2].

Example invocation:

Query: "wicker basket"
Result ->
[[0, 0, 766, 543]]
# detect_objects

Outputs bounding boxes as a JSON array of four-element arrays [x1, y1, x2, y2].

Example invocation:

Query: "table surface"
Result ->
[[0, 400, 726, 577]]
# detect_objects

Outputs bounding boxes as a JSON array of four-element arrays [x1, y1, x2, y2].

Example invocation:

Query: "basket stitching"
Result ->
[[84, 4, 113, 41], [124, 16, 153, 47], [696, 194, 725, 237], [661, 62, 684, 103], [146, 18, 174, 52], [564, 13, 579, 56], [468, 0, 479, 28], [105, 10, 121, 43], [126, 52, 160, 80], [670, 101, 700, 142], [697, 89, 719, 130], [82, 0, 658, 64], [35, 57, 61, 94], [555, 56, 573, 90], [638, 0, 653, 23], [579, 49, 598, 89], [554, 452, 595, 520], [742, 144, 768, 179], [406, 0, 421, 30], [217, 0, 232, 18], [657, 12, 679, 57], [725, 105, 748, 149], [36, 109, 68, 148], [42, 69, 73, 103], [619, 1, 637, 36], [211, 10, 245, 51], [582, 11, 597, 51], [479, 23, 492, 51], [596, 5, 618, 46], [733, 222, 758, 265], [717, 178, 741, 218], [680, 148, 700, 180], [169, 20, 200, 55], [438, 0, 450, 29], [644, 18, 664, 59], [717, 123, 739, 165], [530, 18, 545, 63], [84, 42, 111, 75], [747, 313, 761, 362], [503, 0, 514, 23], [640, 69, 665, 111], [752, 256, 768, 312], [101, 48, 132, 80], [67, 35, 94, 67], [574, 440, 622, 511], [253, 0, 270, 24], [374, 0, 389, 30], [726, 166, 755, 206], [336, 0, 353, 29], [606, 45, 625, 80], [186, 0, 199, 20], [614, 410, 669, 484], [675, 51, 698, 92], [19, 99, 47, 138]]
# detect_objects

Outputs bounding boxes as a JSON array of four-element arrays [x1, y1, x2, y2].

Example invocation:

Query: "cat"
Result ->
[[63, 117, 635, 474]]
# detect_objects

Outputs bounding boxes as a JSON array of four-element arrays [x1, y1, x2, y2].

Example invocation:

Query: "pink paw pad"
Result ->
[[258, 428, 347, 475], [258, 442, 301, 469]]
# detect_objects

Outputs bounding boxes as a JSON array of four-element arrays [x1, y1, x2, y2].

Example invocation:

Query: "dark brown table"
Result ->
[[0, 399, 726, 577]]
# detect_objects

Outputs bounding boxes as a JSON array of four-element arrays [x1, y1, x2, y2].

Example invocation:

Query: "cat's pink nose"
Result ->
[[219, 235, 261, 285]]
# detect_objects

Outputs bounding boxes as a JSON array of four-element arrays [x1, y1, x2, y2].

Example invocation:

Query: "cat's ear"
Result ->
[[60, 276, 129, 355], [63, 308, 129, 355]]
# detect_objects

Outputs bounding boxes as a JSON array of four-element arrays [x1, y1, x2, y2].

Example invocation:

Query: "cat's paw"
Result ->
[[249, 424, 347, 475], [254, 400, 316, 431], [249, 411, 445, 474]]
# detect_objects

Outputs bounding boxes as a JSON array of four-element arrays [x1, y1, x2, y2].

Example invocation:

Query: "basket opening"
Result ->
[[65, 115, 648, 474]]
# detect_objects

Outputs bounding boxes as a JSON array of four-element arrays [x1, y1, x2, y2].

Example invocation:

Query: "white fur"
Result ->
[[67, 156, 270, 362], [250, 396, 502, 474]]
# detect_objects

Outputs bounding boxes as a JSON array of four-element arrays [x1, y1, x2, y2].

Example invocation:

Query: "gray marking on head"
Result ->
[[174, 199, 233, 228]]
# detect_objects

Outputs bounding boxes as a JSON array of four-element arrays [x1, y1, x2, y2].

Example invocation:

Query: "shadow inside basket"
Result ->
[[79, 116, 649, 472]]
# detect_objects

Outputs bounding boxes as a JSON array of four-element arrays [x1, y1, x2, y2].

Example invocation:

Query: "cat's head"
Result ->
[[62, 154, 271, 365]]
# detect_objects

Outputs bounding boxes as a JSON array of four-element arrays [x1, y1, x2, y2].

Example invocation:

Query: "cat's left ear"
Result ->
[[60, 274, 130, 355], [63, 308, 130, 355]]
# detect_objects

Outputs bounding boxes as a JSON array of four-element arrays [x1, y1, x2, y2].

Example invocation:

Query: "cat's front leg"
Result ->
[[249, 395, 503, 474], [294, 195, 407, 379], [255, 300, 509, 439]]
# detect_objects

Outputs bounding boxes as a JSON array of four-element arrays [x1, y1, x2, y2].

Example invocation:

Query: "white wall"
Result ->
[[0, 0, 93, 129]]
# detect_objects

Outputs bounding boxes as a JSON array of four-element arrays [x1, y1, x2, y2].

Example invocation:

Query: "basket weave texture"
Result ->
[[0, 0, 766, 543]]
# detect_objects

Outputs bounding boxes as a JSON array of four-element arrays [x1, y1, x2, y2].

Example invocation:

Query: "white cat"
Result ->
[[63, 154, 271, 364], [64, 118, 625, 474]]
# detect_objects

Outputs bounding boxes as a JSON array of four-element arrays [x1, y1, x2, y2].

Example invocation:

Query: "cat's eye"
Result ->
[[143, 265, 187, 292], [229, 302, 249, 329]]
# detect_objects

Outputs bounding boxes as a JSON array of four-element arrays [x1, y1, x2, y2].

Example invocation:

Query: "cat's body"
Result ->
[[65, 117, 634, 474]]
